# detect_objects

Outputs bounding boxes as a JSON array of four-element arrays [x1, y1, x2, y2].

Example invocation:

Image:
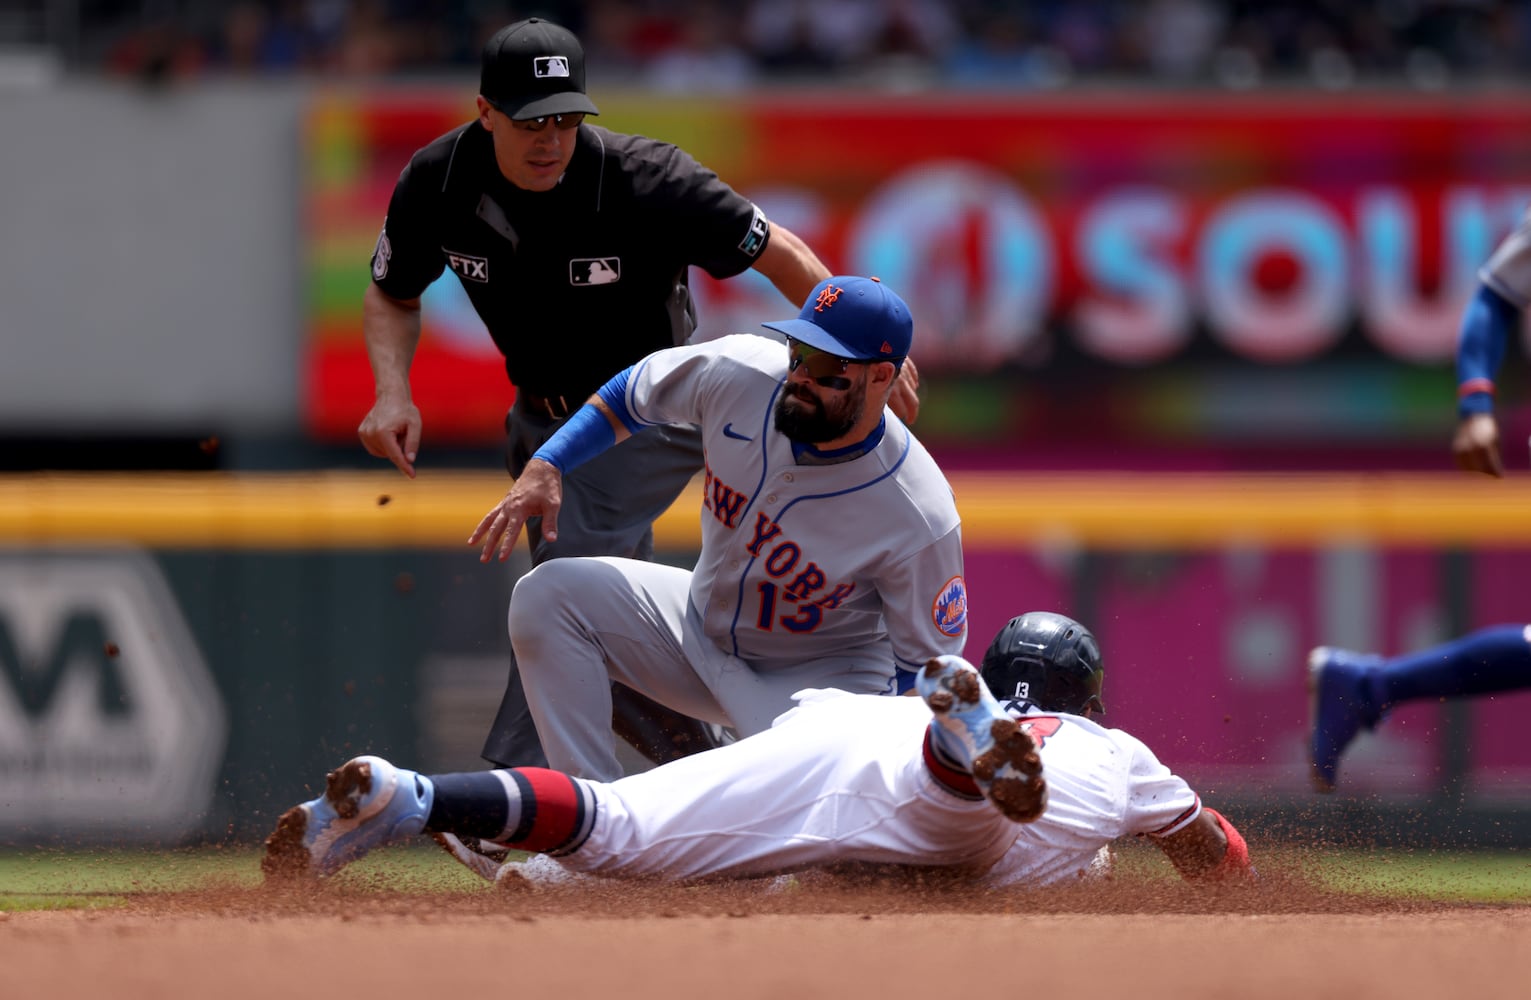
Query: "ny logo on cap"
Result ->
[[813, 284, 843, 312], [535, 56, 570, 78]]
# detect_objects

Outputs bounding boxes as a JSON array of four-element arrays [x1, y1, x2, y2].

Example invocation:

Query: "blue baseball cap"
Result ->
[[763, 276, 912, 364]]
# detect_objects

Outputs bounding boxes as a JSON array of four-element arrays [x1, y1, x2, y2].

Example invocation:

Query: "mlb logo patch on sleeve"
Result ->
[[570, 258, 621, 285], [739, 205, 770, 257]]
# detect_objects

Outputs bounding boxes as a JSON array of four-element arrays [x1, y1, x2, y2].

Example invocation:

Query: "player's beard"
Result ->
[[773, 379, 863, 443]]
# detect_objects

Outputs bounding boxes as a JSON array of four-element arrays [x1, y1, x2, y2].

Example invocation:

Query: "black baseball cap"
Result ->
[[480, 18, 600, 121]]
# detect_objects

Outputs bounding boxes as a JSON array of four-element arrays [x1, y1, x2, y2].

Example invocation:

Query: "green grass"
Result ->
[[1306, 849, 1531, 902], [3, 844, 1530, 911], [1108, 839, 1531, 903], [0, 844, 490, 912]]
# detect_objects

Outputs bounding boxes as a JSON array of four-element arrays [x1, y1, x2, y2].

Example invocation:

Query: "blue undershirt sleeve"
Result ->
[[594, 368, 643, 435], [1457, 284, 1518, 418], [528, 367, 641, 475]]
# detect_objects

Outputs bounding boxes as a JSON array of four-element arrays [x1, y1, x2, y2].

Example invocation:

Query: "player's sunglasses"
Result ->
[[787, 339, 866, 391], [511, 113, 585, 133]]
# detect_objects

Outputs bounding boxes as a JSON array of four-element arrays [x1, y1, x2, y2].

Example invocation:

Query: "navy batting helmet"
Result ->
[[979, 611, 1106, 716]]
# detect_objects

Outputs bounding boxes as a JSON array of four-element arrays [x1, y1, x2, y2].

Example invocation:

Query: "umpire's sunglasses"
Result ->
[[787, 339, 865, 391], [511, 113, 585, 133]]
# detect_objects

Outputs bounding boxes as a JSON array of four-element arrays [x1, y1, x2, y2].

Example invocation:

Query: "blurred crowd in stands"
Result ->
[[7, 0, 1531, 90]]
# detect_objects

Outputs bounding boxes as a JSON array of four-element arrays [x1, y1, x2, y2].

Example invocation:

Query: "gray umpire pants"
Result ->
[[479, 397, 718, 769]]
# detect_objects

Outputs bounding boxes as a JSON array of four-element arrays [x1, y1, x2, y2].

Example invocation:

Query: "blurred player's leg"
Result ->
[[1307, 647, 1383, 792], [1310, 625, 1531, 791]]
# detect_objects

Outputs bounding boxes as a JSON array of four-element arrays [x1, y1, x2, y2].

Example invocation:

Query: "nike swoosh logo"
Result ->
[[722, 423, 752, 441]]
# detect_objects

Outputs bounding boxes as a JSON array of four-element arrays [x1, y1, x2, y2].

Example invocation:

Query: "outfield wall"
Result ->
[[6, 83, 1531, 456], [1, 471, 1528, 845]]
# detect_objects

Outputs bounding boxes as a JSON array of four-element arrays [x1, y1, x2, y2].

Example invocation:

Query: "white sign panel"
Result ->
[[0, 550, 227, 838]]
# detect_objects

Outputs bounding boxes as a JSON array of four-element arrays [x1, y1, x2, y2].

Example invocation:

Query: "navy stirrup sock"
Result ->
[[1375, 624, 1531, 709], [425, 771, 514, 841], [425, 767, 594, 853]]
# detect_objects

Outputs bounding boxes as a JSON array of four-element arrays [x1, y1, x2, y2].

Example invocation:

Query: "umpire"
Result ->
[[360, 18, 914, 772]]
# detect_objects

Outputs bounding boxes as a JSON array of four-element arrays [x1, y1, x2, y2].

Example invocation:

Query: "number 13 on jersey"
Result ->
[[755, 580, 857, 633]]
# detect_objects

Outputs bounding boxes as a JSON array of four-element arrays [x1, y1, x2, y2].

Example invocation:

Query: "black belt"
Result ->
[[518, 389, 577, 420]]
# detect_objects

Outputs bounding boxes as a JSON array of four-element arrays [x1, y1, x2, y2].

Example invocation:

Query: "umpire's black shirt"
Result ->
[[370, 122, 771, 402]]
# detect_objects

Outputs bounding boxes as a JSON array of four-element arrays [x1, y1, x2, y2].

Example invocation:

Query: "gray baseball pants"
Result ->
[[508, 556, 899, 782], [479, 399, 719, 770]]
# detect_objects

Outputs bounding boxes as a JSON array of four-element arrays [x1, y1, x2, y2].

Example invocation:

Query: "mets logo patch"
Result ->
[[570, 257, 620, 285], [931, 576, 968, 637]]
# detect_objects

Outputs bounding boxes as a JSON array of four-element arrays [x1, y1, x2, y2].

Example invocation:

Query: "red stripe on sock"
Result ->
[[922, 729, 982, 798], [507, 768, 583, 853]]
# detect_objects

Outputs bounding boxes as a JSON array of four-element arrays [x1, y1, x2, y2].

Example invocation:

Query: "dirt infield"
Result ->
[[6, 867, 1530, 1000]]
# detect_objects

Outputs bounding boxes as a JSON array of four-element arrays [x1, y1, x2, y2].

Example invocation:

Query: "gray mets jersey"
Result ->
[[1480, 207, 1531, 308], [507, 332, 967, 780], [622, 333, 967, 673], [552, 689, 1201, 885]]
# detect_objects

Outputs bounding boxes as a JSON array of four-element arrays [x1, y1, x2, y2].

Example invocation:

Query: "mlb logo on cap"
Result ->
[[480, 18, 600, 121], [535, 56, 570, 78]]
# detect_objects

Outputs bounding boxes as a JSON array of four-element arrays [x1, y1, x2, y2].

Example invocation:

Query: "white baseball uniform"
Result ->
[[510, 334, 968, 780], [1480, 206, 1531, 308], [543, 688, 1200, 887]]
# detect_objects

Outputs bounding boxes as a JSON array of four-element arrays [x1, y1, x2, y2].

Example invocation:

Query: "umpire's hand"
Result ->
[[471, 458, 564, 562], [1452, 413, 1505, 478], [359, 394, 423, 479], [889, 357, 921, 425]]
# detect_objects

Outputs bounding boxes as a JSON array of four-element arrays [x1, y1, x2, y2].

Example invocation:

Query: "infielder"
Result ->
[[360, 17, 918, 774], [1310, 207, 1531, 791], [263, 612, 1255, 888], [468, 275, 968, 782]]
